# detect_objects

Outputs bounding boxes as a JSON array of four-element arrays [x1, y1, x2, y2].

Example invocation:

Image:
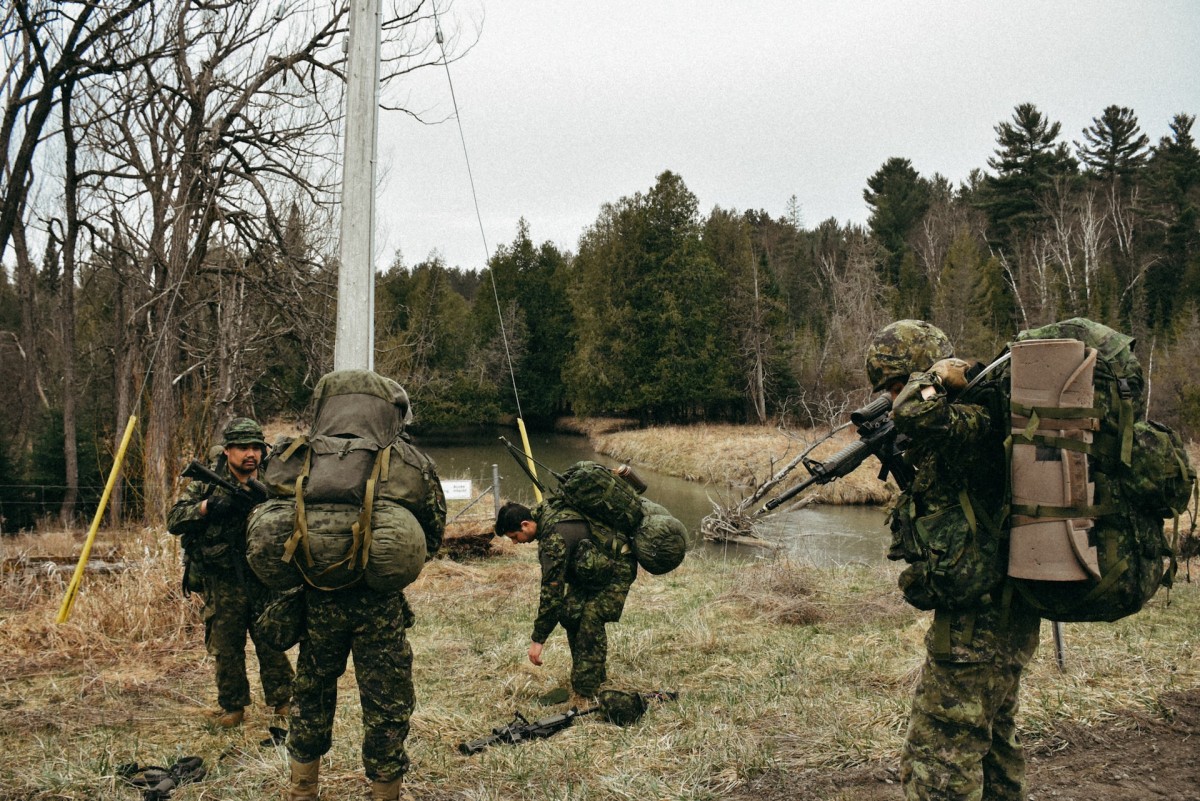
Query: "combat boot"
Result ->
[[208, 707, 244, 727], [569, 692, 597, 710], [273, 702, 291, 718], [369, 777, 402, 801], [287, 757, 319, 801]]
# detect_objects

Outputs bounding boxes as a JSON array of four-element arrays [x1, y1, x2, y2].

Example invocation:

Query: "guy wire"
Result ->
[[432, 3, 541, 500], [430, 4, 522, 423]]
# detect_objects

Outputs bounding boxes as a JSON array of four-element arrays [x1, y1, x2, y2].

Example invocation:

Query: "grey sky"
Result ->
[[375, 1, 1200, 272]]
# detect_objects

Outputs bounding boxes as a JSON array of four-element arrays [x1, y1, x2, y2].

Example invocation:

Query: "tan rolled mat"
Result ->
[[1008, 338, 1101, 581]]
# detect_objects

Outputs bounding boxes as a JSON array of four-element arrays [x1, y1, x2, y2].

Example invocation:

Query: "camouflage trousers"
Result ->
[[561, 560, 635, 697], [901, 649, 1032, 800], [201, 569, 294, 711], [287, 586, 416, 782]]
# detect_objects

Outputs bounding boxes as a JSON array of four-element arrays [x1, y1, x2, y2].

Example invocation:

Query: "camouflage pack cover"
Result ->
[[1003, 318, 1194, 622], [550, 465, 686, 575], [633, 498, 687, 575], [246, 498, 427, 592], [556, 461, 645, 534]]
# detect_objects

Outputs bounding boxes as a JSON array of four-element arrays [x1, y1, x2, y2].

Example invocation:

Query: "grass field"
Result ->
[[2, 523, 1197, 800]]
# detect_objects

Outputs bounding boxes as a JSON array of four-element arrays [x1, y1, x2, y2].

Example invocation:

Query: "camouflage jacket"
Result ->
[[166, 456, 254, 572], [890, 370, 1039, 661], [530, 501, 634, 644]]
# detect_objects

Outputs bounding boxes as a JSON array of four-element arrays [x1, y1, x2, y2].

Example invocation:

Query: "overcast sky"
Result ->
[[373, 1, 1200, 273]]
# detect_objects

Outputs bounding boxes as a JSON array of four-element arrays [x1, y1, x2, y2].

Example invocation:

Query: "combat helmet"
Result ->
[[865, 320, 953, 392], [222, 417, 267, 450]]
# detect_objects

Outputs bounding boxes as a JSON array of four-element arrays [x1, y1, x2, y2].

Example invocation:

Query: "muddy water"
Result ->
[[415, 427, 891, 566]]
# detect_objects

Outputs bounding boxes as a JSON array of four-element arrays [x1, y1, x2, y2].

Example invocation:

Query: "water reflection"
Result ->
[[413, 427, 891, 566]]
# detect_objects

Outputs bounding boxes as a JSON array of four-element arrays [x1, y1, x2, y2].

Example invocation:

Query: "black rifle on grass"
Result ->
[[458, 690, 677, 755]]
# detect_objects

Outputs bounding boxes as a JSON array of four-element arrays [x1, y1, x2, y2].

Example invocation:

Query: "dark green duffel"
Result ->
[[633, 498, 687, 575], [246, 498, 427, 592]]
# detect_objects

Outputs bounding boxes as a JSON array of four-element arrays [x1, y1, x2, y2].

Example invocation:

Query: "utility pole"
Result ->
[[335, 0, 381, 370]]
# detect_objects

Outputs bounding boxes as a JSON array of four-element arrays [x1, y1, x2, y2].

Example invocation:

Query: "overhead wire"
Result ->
[[429, 3, 542, 501]]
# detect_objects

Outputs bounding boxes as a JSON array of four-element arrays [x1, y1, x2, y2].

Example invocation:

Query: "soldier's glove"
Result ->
[[206, 493, 254, 521], [930, 358, 972, 393]]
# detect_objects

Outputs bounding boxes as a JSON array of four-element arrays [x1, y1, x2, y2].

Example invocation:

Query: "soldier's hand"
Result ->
[[205, 493, 254, 521], [204, 494, 237, 521], [528, 641, 544, 666], [931, 358, 971, 392]]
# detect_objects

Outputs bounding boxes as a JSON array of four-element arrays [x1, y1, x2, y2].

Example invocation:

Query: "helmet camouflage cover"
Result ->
[[865, 320, 954, 392], [222, 417, 267, 449]]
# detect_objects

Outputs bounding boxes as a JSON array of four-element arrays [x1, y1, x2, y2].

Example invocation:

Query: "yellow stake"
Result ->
[[56, 414, 139, 624], [516, 418, 543, 503]]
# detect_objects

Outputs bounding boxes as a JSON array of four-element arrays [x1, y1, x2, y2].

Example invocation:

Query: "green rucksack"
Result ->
[[245, 369, 446, 593], [1000, 318, 1194, 622], [551, 461, 688, 575]]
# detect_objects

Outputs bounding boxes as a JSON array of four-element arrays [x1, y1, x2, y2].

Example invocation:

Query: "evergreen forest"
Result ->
[[2, 3, 1199, 531]]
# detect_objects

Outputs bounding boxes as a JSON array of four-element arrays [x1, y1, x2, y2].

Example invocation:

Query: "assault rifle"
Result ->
[[762, 396, 914, 513], [178, 460, 269, 588], [458, 690, 677, 755], [180, 460, 269, 511]]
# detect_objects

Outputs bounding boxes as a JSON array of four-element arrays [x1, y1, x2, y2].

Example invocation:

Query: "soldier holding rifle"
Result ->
[[167, 417, 294, 728]]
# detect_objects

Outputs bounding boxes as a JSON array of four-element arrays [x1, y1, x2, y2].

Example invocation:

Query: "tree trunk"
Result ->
[[58, 84, 80, 527]]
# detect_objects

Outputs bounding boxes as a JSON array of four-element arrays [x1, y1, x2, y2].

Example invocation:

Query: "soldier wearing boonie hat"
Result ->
[[167, 416, 293, 730]]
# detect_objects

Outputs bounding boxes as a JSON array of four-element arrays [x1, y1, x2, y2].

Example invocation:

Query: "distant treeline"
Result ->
[[1, 98, 1197, 528]]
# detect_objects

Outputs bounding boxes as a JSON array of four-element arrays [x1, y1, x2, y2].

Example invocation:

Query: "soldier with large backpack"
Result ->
[[166, 417, 295, 729], [867, 320, 1042, 801], [495, 497, 639, 703], [244, 370, 446, 801], [868, 317, 1194, 801]]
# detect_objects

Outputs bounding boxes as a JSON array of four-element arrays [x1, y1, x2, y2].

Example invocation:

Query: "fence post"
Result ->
[[492, 464, 501, 519]]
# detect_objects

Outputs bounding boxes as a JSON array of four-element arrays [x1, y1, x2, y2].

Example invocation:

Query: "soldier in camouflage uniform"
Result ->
[[867, 320, 1041, 801], [166, 417, 294, 728], [285, 420, 446, 801], [495, 500, 637, 699]]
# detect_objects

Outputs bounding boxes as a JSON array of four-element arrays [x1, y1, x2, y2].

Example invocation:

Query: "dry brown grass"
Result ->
[[593, 422, 896, 505], [3, 526, 1198, 800], [1, 432, 1197, 798]]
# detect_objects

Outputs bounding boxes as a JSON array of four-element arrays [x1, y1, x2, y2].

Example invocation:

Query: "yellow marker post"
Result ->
[[56, 414, 139, 624], [516, 417, 543, 503]]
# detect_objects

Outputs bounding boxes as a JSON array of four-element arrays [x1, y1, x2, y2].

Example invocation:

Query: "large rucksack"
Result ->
[[246, 370, 446, 592], [552, 461, 688, 575], [1001, 318, 1194, 622]]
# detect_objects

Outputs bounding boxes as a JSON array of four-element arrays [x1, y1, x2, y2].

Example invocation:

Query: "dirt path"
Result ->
[[729, 688, 1200, 801]]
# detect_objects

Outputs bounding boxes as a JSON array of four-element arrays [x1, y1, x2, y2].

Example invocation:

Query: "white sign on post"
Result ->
[[441, 479, 473, 501]]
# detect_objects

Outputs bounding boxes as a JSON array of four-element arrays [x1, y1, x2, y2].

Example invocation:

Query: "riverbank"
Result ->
[[1, 526, 1197, 800], [559, 418, 897, 505]]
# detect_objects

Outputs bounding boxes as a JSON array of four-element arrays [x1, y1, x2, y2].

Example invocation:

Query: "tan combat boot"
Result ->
[[369, 777, 402, 801], [287, 757, 319, 801], [208, 707, 244, 727]]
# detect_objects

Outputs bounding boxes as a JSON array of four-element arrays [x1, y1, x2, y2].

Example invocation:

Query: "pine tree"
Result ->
[[982, 103, 1078, 245], [1076, 105, 1150, 182]]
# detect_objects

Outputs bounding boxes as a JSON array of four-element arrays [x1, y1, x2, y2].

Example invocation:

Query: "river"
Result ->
[[414, 427, 892, 567]]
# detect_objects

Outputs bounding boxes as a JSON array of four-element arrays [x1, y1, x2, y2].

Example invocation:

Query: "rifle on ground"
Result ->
[[458, 690, 677, 755], [762, 396, 914, 514]]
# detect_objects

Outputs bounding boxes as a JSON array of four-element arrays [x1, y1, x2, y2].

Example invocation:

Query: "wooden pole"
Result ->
[[335, 0, 381, 371]]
